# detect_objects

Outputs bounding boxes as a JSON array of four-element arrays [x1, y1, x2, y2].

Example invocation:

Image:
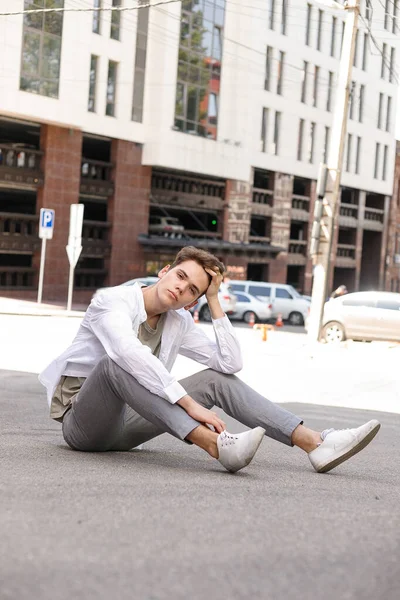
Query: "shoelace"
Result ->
[[219, 431, 239, 447]]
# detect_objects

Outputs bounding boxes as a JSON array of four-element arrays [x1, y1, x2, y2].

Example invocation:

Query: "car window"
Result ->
[[342, 297, 376, 308], [249, 285, 270, 297], [288, 285, 301, 298], [230, 283, 245, 291], [275, 288, 292, 299], [376, 298, 400, 311], [235, 293, 250, 303]]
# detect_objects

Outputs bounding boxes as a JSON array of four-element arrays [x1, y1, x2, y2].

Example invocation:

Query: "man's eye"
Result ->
[[190, 288, 196, 294], [177, 273, 183, 279]]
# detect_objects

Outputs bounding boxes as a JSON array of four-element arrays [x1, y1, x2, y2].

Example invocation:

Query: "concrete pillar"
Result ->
[[354, 190, 366, 291], [223, 179, 251, 244], [379, 195, 391, 289]]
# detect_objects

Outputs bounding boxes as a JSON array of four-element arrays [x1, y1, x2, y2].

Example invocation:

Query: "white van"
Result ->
[[229, 280, 310, 325]]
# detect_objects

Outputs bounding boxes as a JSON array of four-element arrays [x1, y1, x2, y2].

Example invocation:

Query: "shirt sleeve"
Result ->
[[88, 292, 187, 404], [178, 314, 243, 373]]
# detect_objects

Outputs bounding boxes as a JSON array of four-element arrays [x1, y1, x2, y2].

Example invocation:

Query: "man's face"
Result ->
[[156, 260, 210, 310]]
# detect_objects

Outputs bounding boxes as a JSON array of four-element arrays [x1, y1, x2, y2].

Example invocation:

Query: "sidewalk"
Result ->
[[0, 296, 87, 317]]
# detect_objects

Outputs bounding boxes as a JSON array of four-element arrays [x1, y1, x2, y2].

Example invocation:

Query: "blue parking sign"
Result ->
[[39, 208, 55, 240]]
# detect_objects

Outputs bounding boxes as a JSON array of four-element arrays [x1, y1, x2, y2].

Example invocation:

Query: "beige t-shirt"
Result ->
[[50, 312, 167, 421]]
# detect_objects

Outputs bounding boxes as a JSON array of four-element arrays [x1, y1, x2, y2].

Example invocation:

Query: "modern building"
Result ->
[[0, 0, 399, 303], [386, 140, 400, 292]]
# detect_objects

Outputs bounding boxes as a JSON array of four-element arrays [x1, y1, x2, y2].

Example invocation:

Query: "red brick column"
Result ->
[[107, 141, 151, 285], [34, 125, 82, 301]]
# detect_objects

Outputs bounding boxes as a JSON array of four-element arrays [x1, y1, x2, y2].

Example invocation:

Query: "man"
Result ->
[[39, 247, 380, 474]]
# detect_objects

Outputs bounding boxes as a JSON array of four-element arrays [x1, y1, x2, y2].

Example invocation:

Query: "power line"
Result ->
[[0, 0, 181, 17]]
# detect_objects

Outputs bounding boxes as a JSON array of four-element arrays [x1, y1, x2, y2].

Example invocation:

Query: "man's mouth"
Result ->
[[168, 290, 178, 301]]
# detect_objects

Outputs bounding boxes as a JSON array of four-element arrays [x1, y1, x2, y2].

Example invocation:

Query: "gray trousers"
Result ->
[[62, 355, 302, 452]]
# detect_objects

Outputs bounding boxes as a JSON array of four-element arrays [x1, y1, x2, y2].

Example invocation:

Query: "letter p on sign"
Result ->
[[39, 208, 55, 240]]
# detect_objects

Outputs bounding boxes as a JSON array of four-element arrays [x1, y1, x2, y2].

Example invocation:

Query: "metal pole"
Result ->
[[307, 0, 360, 343], [67, 265, 74, 312], [37, 237, 47, 304]]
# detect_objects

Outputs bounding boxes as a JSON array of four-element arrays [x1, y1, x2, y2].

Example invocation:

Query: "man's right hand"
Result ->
[[177, 395, 226, 433]]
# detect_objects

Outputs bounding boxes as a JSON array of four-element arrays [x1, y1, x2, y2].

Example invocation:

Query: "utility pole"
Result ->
[[307, 0, 360, 343]]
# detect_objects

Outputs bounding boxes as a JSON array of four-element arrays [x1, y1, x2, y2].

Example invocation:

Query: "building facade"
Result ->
[[0, 0, 399, 303]]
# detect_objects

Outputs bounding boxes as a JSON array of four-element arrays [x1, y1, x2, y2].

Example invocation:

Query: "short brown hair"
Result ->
[[170, 246, 225, 285]]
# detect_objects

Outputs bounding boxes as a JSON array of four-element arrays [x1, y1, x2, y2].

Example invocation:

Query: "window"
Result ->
[[355, 136, 361, 174], [374, 143, 380, 179], [309, 122, 316, 164], [377, 93, 383, 129], [277, 51, 285, 95], [93, 0, 101, 34], [382, 145, 388, 181], [275, 288, 292, 299], [132, 4, 149, 122], [249, 285, 271, 298], [353, 29, 359, 67], [327, 71, 333, 112], [235, 293, 250, 303], [313, 66, 319, 107], [174, 1, 225, 140], [317, 10, 323, 51], [306, 4, 312, 46], [349, 81, 355, 120], [273, 111, 281, 155], [281, 0, 288, 35], [331, 16, 337, 57], [384, 0, 390, 30], [231, 283, 245, 292], [323, 126, 330, 164], [261, 107, 268, 152], [265, 46, 272, 91], [359, 84, 364, 122], [297, 119, 304, 161], [20, 0, 64, 99], [389, 47, 395, 83], [110, 0, 121, 41], [301, 61, 308, 103], [269, 0, 275, 30], [342, 296, 375, 308], [346, 133, 352, 172], [386, 96, 392, 132], [106, 60, 118, 116], [377, 298, 400, 311], [362, 33, 368, 70], [88, 55, 98, 112], [341, 21, 345, 54], [381, 43, 387, 79], [393, 0, 398, 34]]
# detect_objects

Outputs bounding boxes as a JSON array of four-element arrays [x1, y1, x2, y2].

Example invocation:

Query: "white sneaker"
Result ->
[[308, 419, 381, 473], [217, 427, 265, 473]]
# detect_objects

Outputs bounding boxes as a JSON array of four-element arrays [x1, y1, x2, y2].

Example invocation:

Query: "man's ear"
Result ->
[[158, 264, 170, 279], [183, 300, 198, 311]]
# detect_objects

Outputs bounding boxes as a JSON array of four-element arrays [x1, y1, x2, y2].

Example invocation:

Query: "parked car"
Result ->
[[229, 291, 272, 324], [229, 280, 310, 325], [121, 277, 237, 322], [311, 291, 400, 343], [148, 216, 184, 237]]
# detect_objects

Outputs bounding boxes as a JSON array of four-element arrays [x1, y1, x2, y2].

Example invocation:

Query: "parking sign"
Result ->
[[39, 208, 55, 240]]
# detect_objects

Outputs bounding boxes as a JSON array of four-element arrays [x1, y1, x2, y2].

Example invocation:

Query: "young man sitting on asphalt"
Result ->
[[39, 246, 380, 474]]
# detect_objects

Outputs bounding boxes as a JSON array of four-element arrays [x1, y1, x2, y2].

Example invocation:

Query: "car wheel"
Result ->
[[288, 311, 304, 326], [243, 311, 257, 324], [322, 321, 346, 343], [200, 305, 212, 322]]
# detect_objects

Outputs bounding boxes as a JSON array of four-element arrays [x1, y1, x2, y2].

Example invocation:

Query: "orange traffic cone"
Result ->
[[193, 310, 199, 324], [275, 313, 283, 327], [248, 312, 255, 327]]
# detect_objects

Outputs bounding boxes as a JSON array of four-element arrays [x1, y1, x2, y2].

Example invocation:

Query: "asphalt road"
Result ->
[[0, 369, 399, 600]]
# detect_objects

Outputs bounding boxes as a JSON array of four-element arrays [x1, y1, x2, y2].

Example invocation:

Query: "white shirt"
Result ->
[[39, 283, 243, 406]]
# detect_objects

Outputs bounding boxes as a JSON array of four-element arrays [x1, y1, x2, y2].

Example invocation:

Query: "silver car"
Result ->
[[320, 291, 400, 343], [229, 291, 272, 324]]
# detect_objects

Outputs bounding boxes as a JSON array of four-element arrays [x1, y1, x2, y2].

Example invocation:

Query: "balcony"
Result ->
[[339, 203, 358, 228], [288, 239, 307, 265], [151, 171, 225, 212], [363, 207, 384, 231], [0, 212, 39, 253], [251, 188, 273, 217], [0, 266, 36, 289], [0, 145, 44, 188], [81, 220, 111, 258], [75, 268, 108, 289], [336, 243, 356, 267], [80, 159, 114, 197], [249, 235, 271, 244], [291, 195, 310, 222]]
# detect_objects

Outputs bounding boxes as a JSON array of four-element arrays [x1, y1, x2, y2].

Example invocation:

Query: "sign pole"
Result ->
[[66, 204, 84, 313], [37, 237, 47, 304], [67, 263, 75, 312]]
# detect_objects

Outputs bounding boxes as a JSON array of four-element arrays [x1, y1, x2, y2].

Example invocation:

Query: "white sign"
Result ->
[[39, 208, 55, 240], [66, 204, 84, 268]]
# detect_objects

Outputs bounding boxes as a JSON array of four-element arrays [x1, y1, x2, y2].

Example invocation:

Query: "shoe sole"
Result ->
[[317, 422, 381, 473]]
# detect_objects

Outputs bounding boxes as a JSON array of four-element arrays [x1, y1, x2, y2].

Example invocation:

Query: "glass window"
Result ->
[[297, 119, 304, 161], [323, 126, 330, 164], [346, 133, 352, 172], [275, 288, 292, 299], [249, 286, 271, 298], [174, 1, 225, 140], [269, 0, 275, 30], [281, 0, 288, 35], [353, 29, 358, 67], [376, 298, 400, 311], [349, 81, 355, 119], [301, 61, 308, 103], [386, 96, 392, 132], [359, 84, 364, 122], [309, 122, 316, 164], [273, 111, 281, 155], [312, 65, 319, 107], [377, 93, 383, 128], [374, 143, 380, 179], [305, 4, 312, 46], [93, 0, 101, 34], [389, 47, 395, 83], [230, 283, 246, 292], [331, 16, 336, 57], [106, 60, 118, 116], [261, 108, 268, 152], [277, 51, 284, 95], [342, 296, 376, 308], [110, 0, 121, 41], [236, 293, 250, 303], [381, 43, 387, 79], [327, 71, 333, 112], [355, 136, 361, 175], [317, 10, 323, 51], [265, 46, 272, 91], [88, 55, 98, 112], [20, 0, 64, 98], [382, 145, 388, 181], [362, 33, 368, 70], [132, 5, 149, 122]]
